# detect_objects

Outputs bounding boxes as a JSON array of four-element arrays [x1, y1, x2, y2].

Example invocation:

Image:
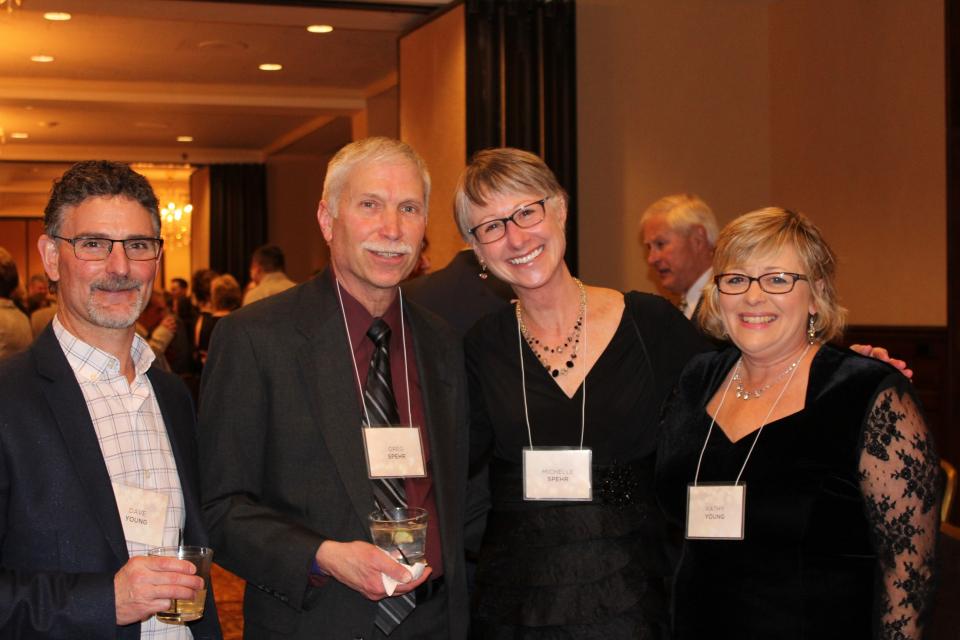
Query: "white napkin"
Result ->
[[378, 548, 426, 596]]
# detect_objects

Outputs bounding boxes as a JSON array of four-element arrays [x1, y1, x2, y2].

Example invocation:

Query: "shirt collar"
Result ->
[[332, 271, 402, 349], [683, 267, 713, 319], [53, 315, 156, 382], [260, 271, 288, 284]]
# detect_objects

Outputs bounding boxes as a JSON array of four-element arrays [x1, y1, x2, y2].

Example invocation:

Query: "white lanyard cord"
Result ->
[[515, 295, 588, 451], [335, 279, 413, 427], [693, 343, 810, 486], [397, 287, 414, 426]]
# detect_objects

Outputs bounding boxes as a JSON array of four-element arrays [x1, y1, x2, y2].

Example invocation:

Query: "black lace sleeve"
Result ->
[[858, 383, 940, 640]]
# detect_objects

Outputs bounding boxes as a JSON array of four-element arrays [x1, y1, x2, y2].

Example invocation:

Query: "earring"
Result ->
[[478, 261, 488, 280], [807, 315, 816, 344]]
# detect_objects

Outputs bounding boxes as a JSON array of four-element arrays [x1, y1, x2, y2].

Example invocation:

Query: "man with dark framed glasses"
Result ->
[[51, 235, 164, 262], [0, 161, 220, 639]]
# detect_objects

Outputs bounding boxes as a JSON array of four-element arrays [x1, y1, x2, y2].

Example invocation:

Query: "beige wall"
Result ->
[[399, 4, 467, 273], [768, 1, 946, 326], [577, 0, 946, 326], [368, 86, 399, 139], [577, 0, 772, 295], [265, 154, 332, 282]]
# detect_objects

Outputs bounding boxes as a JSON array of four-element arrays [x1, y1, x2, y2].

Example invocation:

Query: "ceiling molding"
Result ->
[[0, 78, 367, 111], [262, 114, 335, 155], [364, 71, 399, 97], [0, 143, 265, 164]]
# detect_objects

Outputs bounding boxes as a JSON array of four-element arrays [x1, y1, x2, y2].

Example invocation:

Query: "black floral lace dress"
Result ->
[[654, 344, 940, 639]]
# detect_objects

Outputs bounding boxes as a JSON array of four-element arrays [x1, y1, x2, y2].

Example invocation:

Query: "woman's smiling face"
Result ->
[[718, 243, 817, 363], [469, 191, 567, 293]]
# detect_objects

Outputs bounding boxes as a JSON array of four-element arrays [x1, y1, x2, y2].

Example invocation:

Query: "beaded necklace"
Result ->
[[515, 278, 586, 378]]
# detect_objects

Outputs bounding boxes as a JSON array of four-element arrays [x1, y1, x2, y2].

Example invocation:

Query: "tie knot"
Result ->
[[367, 318, 391, 346]]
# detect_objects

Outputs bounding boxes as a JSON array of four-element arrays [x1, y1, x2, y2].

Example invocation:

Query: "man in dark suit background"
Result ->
[[199, 137, 469, 639], [403, 248, 513, 337], [0, 161, 218, 639]]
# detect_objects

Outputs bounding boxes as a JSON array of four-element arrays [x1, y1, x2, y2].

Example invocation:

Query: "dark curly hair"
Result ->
[[44, 161, 161, 236]]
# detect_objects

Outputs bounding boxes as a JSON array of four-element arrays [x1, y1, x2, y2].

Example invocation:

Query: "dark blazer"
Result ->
[[403, 249, 513, 337], [0, 325, 220, 639], [198, 272, 470, 640]]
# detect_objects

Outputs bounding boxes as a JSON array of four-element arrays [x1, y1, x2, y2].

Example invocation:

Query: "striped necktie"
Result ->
[[365, 318, 416, 634]]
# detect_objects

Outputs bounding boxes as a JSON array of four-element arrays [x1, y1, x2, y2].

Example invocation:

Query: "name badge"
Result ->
[[686, 482, 746, 540], [522, 447, 592, 501], [112, 483, 170, 547], [363, 426, 426, 478]]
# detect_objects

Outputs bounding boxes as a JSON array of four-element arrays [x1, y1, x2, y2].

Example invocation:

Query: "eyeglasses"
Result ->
[[53, 235, 164, 261], [715, 272, 809, 295], [468, 197, 548, 244]]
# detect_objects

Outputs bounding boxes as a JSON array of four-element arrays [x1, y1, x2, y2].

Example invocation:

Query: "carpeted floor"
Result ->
[[212, 563, 245, 640]]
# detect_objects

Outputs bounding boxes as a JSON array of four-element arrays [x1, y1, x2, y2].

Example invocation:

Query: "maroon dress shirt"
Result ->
[[337, 279, 444, 577]]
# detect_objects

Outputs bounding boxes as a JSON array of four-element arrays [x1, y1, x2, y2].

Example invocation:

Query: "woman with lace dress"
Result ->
[[457, 149, 710, 638], [654, 208, 940, 639]]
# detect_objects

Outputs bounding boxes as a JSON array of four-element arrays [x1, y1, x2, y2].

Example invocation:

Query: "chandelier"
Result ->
[[161, 201, 193, 249], [0, 0, 23, 14]]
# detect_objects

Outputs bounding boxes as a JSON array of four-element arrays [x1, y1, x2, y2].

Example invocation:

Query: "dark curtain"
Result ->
[[465, 0, 578, 273], [208, 164, 268, 286]]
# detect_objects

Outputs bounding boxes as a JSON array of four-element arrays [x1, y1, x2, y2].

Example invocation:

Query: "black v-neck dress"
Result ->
[[465, 292, 709, 639], [654, 345, 940, 639]]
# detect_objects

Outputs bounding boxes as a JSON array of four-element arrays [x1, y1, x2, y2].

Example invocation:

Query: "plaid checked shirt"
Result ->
[[54, 317, 191, 639]]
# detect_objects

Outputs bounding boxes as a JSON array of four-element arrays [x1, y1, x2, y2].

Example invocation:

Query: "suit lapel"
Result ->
[[406, 306, 459, 554], [33, 327, 129, 564], [295, 276, 376, 530]]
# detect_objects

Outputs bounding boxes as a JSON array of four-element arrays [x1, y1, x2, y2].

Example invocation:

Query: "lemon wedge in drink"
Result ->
[[394, 530, 414, 545]]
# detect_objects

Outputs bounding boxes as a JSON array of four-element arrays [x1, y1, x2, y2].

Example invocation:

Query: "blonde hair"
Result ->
[[699, 207, 846, 343], [453, 148, 567, 240]]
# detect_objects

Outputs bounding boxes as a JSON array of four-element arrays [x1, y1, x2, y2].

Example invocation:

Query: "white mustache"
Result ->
[[362, 241, 413, 255], [91, 276, 143, 292]]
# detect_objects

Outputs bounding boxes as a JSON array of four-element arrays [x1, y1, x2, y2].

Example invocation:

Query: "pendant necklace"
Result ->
[[516, 278, 586, 378], [733, 344, 811, 401]]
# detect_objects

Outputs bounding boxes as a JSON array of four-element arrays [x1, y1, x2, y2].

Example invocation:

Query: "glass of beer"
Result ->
[[148, 545, 214, 623], [369, 507, 427, 564]]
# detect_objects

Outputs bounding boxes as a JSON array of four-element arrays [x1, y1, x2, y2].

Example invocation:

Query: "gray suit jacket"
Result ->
[[198, 272, 469, 639], [0, 325, 220, 639]]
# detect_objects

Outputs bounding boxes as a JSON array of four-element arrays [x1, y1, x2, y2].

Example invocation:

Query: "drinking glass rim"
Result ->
[[368, 507, 428, 523]]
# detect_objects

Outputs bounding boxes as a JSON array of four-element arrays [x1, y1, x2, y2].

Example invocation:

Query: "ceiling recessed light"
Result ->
[[307, 25, 333, 34], [43, 12, 72, 21], [177, 136, 194, 143], [30, 55, 55, 63], [10, 133, 29, 140], [258, 63, 282, 71]]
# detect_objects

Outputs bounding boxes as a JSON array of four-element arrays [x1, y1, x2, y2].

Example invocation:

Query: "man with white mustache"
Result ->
[[199, 137, 469, 639], [0, 161, 220, 639]]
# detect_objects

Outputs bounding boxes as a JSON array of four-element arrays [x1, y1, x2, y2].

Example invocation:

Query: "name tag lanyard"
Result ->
[[687, 343, 810, 540], [517, 300, 593, 501], [335, 280, 426, 479]]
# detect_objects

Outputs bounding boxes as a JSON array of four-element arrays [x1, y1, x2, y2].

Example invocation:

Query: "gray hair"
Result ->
[[44, 161, 161, 236], [639, 194, 719, 246], [321, 137, 431, 217]]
